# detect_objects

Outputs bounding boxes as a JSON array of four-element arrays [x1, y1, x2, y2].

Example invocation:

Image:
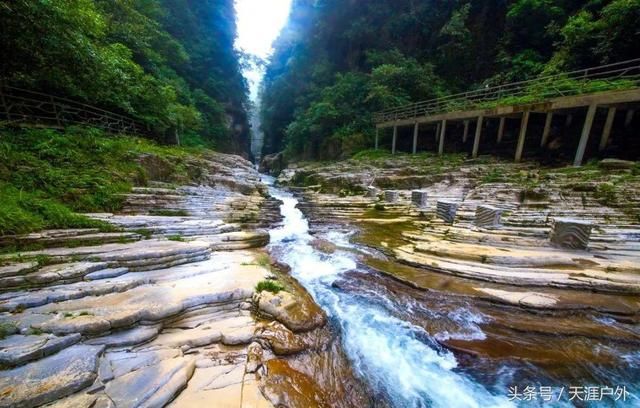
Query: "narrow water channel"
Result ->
[[264, 177, 640, 408]]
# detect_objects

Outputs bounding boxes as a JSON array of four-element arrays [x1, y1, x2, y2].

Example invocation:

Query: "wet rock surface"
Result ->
[[281, 155, 640, 295], [272, 154, 640, 403]]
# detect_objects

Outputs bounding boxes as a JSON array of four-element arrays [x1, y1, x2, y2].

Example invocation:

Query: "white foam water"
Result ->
[[267, 184, 514, 408]]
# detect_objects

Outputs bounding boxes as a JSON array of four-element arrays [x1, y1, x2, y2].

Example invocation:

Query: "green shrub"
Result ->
[[255, 280, 285, 294], [481, 168, 504, 184], [0, 184, 109, 236], [594, 183, 617, 205], [352, 149, 394, 161], [0, 322, 17, 339], [0, 127, 201, 236], [25, 326, 43, 336]]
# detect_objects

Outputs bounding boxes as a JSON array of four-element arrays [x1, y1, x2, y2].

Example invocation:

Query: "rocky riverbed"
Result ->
[[0, 152, 368, 408], [266, 152, 640, 406], [2, 149, 639, 407]]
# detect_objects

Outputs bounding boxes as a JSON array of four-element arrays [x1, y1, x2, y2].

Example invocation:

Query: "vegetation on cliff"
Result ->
[[0, 127, 201, 235], [1, 0, 249, 152], [260, 0, 640, 160]]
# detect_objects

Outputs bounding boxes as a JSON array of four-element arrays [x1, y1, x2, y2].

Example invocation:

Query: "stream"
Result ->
[[264, 177, 640, 408]]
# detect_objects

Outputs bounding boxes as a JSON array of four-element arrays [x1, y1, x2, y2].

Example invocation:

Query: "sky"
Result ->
[[235, 0, 292, 101]]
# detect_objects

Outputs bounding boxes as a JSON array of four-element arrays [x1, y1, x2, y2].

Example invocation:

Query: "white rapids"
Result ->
[[265, 178, 515, 408]]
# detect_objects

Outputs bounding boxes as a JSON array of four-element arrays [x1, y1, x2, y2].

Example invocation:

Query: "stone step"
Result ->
[[104, 356, 196, 408], [0, 231, 141, 248], [0, 262, 109, 290], [0, 344, 104, 408], [0, 333, 81, 367], [0, 275, 145, 312], [85, 324, 162, 348], [131, 187, 179, 195]]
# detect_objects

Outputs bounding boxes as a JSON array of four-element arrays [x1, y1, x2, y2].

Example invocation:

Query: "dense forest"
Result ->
[[0, 0, 249, 153], [260, 0, 640, 160]]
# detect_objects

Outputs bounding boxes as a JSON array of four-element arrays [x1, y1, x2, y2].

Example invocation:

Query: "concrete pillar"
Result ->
[[515, 111, 530, 162], [497, 117, 505, 144], [625, 109, 634, 128], [438, 120, 447, 155], [412, 122, 419, 154], [574, 104, 597, 167], [375, 127, 379, 150], [475, 205, 504, 228], [391, 125, 397, 154], [472, 116, 483, 158], [437, 201, 459, 224], [384, 190, 399, 203], [599, 107, 616, 151], [435, 122, 441, 144], [463, 120, 469, 143], [540, 112, 553, 148], [411, 190, 428, 208], [565, 114, 573, 127]]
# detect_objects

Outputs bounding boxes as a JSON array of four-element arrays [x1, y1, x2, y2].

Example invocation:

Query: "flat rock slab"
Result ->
[[413, 240, 580, 267], [0, 333, 81, 366], [8, 239, 210, 263], [105, 356, 196, 408], [150, 315, 254, 349], [0, 277, 144, 313], [15, 253, 264, 336], [1, 262, 109, 289], [84, 267, 129, 281], [85, 324, 161, 348], [476, 288, 559, 308], [168, 365, 271, 408], [0, 262, 38, 278], [0, 344, 103, 408], [599, 158, 636, 169], [106, 348, 182, 378]]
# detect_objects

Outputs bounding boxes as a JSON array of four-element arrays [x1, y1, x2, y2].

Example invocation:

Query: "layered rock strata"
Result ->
[[0, 152, 367, 408], [278, 156, 640, 295]]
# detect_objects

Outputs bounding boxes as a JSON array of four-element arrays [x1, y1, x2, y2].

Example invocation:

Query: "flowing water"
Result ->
[[264, 178, 640, 407]]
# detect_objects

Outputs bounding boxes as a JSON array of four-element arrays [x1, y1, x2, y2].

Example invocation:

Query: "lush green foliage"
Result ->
[[0, 127, 200, 235], [255, 280, 285, 294], [261, 0, 640, 160], [0, 0, 249, 152]]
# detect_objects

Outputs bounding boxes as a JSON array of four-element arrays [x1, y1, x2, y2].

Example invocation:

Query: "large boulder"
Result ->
[[254, 290, 325, 333], [259, 152, 286, 176]]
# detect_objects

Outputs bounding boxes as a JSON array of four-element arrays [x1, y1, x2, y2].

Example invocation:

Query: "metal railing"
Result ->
[[373, 58, 640, 124], [0, 84, 148, 135]]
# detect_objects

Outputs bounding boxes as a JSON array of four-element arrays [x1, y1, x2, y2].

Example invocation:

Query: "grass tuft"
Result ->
[[167, 235, 186, 242], [0, 322, 18, 339], [255, 279, 285, 294]]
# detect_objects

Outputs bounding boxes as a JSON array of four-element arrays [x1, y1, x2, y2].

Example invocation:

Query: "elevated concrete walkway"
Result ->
[[374, 59, 640, 166]]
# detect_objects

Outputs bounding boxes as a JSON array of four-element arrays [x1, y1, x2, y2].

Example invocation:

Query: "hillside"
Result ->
[[260, 0, 640, 159], [1, 0, 250, 153]]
